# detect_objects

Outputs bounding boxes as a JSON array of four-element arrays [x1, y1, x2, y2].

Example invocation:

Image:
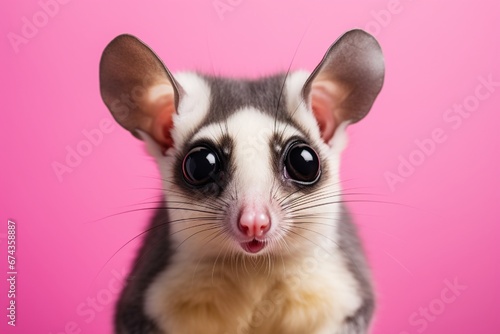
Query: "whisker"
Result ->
[[282, 190, 343, 210], [169, 222, 220, 237], [278, 182, 339, 206], [211, 232, 231, 284], [174, 226, 224, 251]]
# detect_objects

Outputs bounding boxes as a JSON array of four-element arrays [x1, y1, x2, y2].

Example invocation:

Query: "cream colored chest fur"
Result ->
[[145, 247, 362, 334]]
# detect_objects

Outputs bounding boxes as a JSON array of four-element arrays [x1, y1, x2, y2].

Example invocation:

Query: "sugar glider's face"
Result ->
[[99, 30, 384, 258], [159, 72, 340, 256]]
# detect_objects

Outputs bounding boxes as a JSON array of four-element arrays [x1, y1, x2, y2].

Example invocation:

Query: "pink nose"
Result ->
[[238, 207, 271, 238]]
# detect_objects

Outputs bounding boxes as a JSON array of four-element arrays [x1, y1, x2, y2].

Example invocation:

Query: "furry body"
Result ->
[[99, 30, 384, 334]]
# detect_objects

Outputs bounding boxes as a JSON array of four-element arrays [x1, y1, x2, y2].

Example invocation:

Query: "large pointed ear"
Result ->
[[99, 34, 183, 149], [302, 29, 385, 142]]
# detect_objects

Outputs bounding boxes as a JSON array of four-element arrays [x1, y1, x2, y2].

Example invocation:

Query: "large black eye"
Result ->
[[182, 146, 220, 186], [284, 142, 321, 184]]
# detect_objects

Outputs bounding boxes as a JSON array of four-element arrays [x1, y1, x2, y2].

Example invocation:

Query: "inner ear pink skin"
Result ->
[[311, 87, 337, 142], [147, 95, 176, 149]]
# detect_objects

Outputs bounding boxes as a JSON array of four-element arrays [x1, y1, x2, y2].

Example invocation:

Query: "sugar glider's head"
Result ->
[[99, 30, 384, 259]]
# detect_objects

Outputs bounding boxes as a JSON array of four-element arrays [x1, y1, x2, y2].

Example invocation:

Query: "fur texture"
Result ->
[[119, 73, 373, 334], [99, 29, 384, 334]]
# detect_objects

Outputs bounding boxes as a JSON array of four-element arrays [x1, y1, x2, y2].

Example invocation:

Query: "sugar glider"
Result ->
[[99, 29, 385, 334]]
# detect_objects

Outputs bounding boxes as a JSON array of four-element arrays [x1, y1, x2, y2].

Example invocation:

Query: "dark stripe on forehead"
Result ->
[[201, 74, 292, 124], [182, 73, 314, 153]]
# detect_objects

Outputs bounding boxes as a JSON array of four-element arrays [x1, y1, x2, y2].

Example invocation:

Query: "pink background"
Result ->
[[1, 1, 499, 333]]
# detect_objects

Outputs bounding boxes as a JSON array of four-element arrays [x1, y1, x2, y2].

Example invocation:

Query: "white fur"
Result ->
[[170, 72, 212, 150], [143, 72, 362, 334], [285, 70, 323, 143], [284, 71, 351, 178], [145, 247, 361, 334]]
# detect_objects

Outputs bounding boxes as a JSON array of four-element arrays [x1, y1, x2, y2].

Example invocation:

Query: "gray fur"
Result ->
[[202, 74, 289, 124], [193, 74, 308, 138], [114, 207, 171, 334], [101, 30, 384, 334], [113, 206, 375, 334], [337, 206, 375, 333]]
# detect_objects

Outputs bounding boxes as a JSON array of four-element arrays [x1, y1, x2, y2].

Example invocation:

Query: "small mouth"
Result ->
[[241, 239, 266, 254]]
